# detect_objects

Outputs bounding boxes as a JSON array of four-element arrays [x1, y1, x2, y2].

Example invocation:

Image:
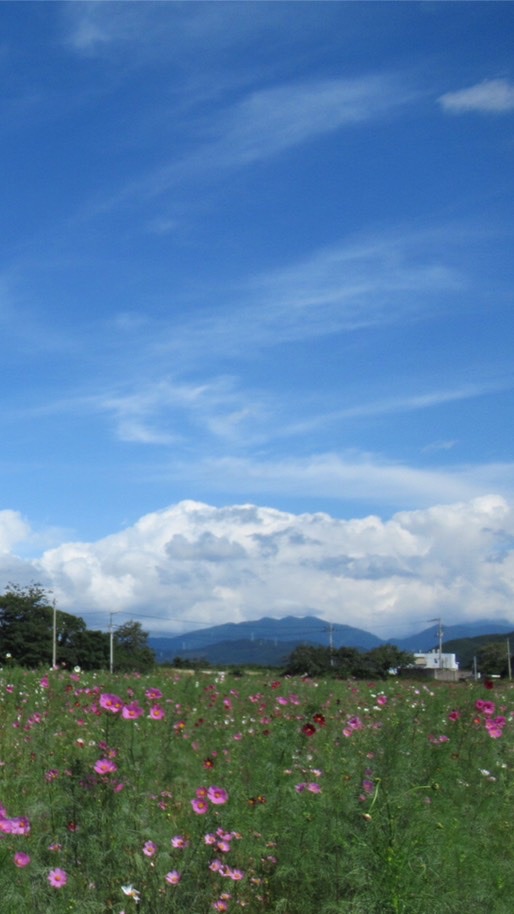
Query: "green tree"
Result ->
[[477, 641, 511, 678], [283, 643, 333, 677], [113, 620, 155, 672], [0, 583, 54, 667], [0, 583, 110, 669], [365, 645, 415, 679]]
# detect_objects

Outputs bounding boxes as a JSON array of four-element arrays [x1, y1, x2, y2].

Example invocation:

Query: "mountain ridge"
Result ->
[[148, 615, 514, 666]]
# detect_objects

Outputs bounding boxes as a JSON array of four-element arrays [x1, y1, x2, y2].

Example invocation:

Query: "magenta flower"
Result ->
[[0, 816, 31, 835], [94, 758, 118, 775], [14, 852, 31, 868], [165, 870, 182, 885], [99, 693, 124, 713], [148, 705, 165, 720], [122, 702, 144, 720], [48, 868, 68, 888], [191, 797, 209, 815], [207, 786, 229, 806], [145, 687, 163, 700]]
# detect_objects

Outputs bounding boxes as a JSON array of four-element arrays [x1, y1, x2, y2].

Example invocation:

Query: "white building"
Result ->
[[414, 651, 459, 672]]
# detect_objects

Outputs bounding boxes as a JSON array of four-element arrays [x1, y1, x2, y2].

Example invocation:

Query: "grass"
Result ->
[[0, 667, 513, 913]]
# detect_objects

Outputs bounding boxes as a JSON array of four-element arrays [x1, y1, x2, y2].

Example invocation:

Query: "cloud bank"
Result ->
[[0, 496, 513, 638]]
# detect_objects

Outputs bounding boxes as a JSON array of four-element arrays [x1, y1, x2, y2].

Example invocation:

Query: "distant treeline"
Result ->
[[0, 584, 154, 671]]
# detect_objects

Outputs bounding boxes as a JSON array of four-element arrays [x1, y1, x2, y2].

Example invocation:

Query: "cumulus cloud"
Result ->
[[0, 510, 32, 553], [439, 78, 514, 114], [0, 496, 505, 638]]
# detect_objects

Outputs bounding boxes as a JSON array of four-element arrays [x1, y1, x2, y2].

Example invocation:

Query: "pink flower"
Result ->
[[207, 786, 228, 806], [226, 867, 245, 881], [143, 840, 158, 857], [94, 758, 118, 775], [14, 852, 31, 868], [171, 835, 189, 848], [48, 868, 68, 888], [122, 702, 144, 720], [148, 705, 165, 720], [145, 687, 163, 700], [0, 816, 31, 835], [99, 693, 124, 713], [448, 710, 461, 721], [376, 695, 388, 706], [165, 870, 182, 885], [191, 798, 209, 815]]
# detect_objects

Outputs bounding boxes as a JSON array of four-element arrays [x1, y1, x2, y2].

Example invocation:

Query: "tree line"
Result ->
[[282, 642, 415, 678], [0, 584, 154, 671]]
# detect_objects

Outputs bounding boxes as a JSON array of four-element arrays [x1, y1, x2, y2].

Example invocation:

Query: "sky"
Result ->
[[1, 1, 514, 639]]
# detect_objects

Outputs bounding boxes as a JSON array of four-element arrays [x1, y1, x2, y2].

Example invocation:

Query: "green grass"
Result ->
[[0, 668, 512, 913]]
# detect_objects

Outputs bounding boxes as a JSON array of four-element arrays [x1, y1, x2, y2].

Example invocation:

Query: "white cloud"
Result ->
[[0, 496, 510, 638], [439, 78, 514, 114], [0, 510, 32, 553], [210, 75, 415, 167], [178, 452, 514, 509]]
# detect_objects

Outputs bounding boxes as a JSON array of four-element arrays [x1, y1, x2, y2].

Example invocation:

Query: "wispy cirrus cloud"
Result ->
[[179, 452, 514, 510], [204, 75, 416, 169], [439, 77, 514, 114]]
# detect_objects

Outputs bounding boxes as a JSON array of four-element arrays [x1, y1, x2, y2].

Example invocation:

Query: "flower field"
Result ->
[[1, 667, 514, 914]]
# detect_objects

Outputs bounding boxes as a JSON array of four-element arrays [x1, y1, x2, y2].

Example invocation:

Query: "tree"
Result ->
[[0, 583, 54, 667], [283, 644, 333, 677], [477, 641, 512, 678], [0, 583, 110, 669], [365, 645, 415, 679], [113, 621, 155, 672]]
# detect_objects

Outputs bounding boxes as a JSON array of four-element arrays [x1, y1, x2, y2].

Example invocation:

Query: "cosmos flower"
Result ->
[[48, 868, 68, 888], [165, 870, 182, 885], [207, 786, 229, 805], [191, 797, 209, 815], [94, 758, 118, 775], [99, 693, 124, 713]]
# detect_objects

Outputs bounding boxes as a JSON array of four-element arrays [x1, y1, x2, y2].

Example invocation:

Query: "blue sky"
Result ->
[[1, 2, 514, 636]]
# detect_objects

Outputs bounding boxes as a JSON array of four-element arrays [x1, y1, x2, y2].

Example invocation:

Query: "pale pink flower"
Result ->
[[48, 868, 68, 888], [165, 870, 181, 885], [171, 835, 189, 848], [143, 840, 158, 857]]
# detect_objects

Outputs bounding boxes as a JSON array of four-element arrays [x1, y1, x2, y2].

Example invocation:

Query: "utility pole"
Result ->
[[52, 602, 57, 669], [427, 618, 443, 668], [109, 612, 118, 674], [325, 623, 335, 667]]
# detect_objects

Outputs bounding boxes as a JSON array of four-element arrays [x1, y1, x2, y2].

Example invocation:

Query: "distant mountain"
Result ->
[[391, 620, 514, 653], [442, 631, 514, 670], [149, 615, 382, 665], [149, 615, 514, 667]]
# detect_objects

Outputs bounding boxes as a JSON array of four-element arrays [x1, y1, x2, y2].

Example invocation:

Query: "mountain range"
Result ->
[[148, 615, 514, 668]]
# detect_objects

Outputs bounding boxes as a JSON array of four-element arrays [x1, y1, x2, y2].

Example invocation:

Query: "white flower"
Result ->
[[121, 885, 141, 902]]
